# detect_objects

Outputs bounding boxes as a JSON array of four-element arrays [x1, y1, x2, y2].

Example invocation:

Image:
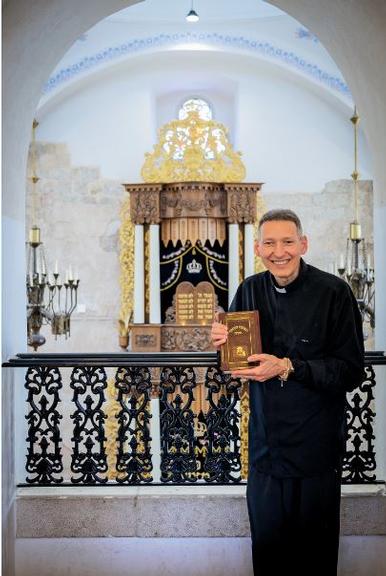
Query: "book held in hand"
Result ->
[[218, 311, 262, 372]]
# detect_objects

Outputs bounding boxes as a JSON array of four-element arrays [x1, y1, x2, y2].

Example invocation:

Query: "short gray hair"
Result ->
[[258, 209, 303, 236]]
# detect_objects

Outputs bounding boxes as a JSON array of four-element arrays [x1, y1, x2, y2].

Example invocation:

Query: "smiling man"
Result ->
[[211, 209, 365, 576]]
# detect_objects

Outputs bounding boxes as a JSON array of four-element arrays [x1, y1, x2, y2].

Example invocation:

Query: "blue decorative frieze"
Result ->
[[43, 32, 350, 98], [296, 27, 319, 43]]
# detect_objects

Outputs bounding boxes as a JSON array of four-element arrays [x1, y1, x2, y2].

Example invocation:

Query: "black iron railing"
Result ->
[[4, 351, 385, 486]]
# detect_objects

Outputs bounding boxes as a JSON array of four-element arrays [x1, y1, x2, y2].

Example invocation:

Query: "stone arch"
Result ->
[[3, 4, 386, 575]]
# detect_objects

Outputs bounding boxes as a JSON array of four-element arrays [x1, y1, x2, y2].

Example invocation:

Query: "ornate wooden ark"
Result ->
[[118, 106, 264, 352]]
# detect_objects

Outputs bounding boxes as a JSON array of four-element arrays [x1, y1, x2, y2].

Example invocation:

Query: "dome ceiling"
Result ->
[[39, 0, 351, 108]]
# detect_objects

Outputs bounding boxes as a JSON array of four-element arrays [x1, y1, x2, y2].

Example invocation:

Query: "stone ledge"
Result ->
[[16, 484, 386, 539]]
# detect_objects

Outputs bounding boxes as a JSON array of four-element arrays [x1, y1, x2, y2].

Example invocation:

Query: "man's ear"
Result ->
[[300, 235, 308, 255], [254, 240, 261, 257]]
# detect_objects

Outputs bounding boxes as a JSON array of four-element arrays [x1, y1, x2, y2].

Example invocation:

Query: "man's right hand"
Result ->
[[211, 317, 228, 348]]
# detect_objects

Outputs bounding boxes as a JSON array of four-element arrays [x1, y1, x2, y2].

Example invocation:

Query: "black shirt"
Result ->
[[229, 259, 365, 477]]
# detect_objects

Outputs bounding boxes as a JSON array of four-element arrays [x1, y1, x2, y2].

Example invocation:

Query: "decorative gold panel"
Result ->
[[239, 225, 244, 284], [141, 110, 246, 183], [119, 195, 135, 347], [240, 381, 250, 480], [105, 377, 120, 481]]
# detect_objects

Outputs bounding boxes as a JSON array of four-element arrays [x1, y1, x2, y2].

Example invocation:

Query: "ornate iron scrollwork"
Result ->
[[342, 365, 376, 483], [159, 366, 198, 482], [25, 366, 63, 484], [70, 366, 108, 484], [115, 366, 153, 483], [15, 352, 381, 487], [204, 367, 242, 483]]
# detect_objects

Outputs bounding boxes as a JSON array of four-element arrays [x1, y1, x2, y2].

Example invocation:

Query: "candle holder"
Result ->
[[337, 232, 374, 330], [26, 119, 80, 350], [26, 226, 80, 350], [335, 107, 375, 334]]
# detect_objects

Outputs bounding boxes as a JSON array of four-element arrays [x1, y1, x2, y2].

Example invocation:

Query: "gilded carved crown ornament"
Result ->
[[141, 110, 246, 183]]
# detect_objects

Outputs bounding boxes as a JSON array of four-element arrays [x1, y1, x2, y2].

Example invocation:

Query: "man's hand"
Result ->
[[211, 315, 228, 348], [231, 354, 287, 381]]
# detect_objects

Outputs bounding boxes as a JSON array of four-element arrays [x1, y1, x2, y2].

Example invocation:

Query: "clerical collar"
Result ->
[[270, 259, 307, 294], [273, 284, 287, 293]]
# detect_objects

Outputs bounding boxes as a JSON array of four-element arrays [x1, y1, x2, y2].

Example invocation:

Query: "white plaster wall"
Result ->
[[37, 50, 371, 191], [235, 61, 371, 192], [1, 217, 28, 576], [38, 75, 154, 183]]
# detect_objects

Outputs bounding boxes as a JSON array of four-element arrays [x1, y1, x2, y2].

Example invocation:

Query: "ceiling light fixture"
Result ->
[[186, 0, 199, 23]]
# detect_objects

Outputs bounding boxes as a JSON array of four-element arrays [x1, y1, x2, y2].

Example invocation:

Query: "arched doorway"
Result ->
[[3, 2, 386, 575]]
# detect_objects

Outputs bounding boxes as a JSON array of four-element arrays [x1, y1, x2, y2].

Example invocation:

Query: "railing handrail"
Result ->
[[2, 351, 220, 367], [3, 350, 385, 368]]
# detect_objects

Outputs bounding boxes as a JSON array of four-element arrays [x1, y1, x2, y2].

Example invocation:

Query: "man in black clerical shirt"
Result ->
[[211, 209, 365, 576]]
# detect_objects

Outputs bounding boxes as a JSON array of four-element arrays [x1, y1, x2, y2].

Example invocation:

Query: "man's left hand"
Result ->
[[231, 354, 287, 381]]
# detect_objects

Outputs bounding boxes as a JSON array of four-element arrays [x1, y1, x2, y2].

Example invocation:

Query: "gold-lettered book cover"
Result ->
[[218, 311, 262, 372]]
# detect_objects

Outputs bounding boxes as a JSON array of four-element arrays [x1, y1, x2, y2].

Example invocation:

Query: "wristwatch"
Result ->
[[279, 357, 294, 382]]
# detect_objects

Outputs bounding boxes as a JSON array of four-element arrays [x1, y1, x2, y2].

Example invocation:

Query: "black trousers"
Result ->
[[247, 468, 341, 576]]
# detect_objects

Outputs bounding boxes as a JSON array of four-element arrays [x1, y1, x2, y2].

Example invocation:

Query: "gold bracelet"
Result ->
[[279, 357, 294, 382]]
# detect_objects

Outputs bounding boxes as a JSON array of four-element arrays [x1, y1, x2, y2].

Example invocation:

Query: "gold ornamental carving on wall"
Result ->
[[141, 110, 246, 183], [118, 195, 135, 347]]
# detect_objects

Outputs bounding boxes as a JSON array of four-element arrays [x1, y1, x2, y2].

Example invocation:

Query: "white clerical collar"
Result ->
[[273, 285, 287, 293]]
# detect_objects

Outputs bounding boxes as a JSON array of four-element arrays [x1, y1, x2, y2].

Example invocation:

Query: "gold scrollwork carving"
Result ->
[[239, 225, 244, 284], [141, 110, 246, 183], [105, 377, 120, 481], [119, 195, 135, 346], [240, 381, 250, 480]]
